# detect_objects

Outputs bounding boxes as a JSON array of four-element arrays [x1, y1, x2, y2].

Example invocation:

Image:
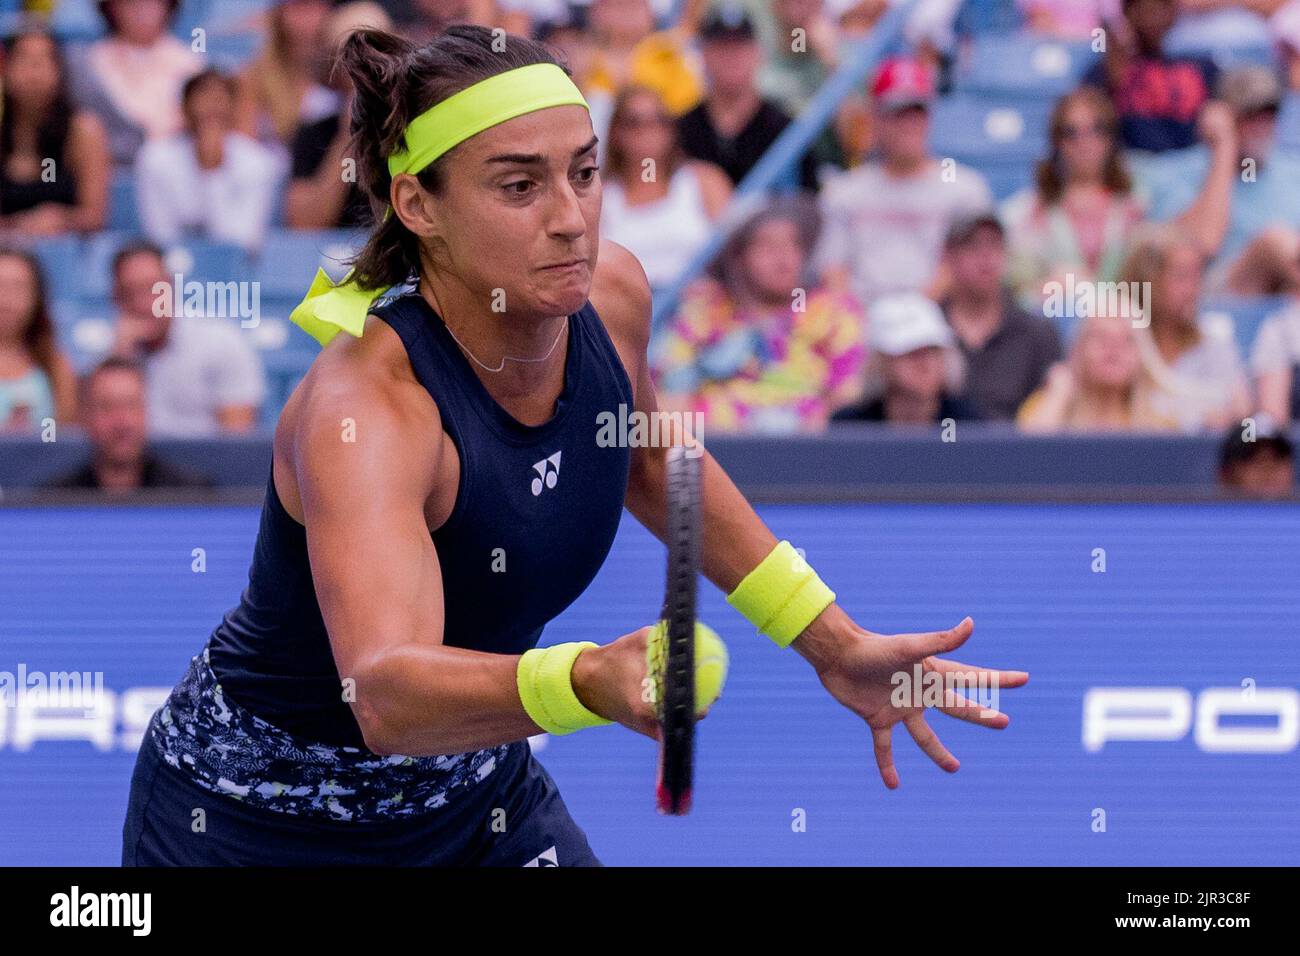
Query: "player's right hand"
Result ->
[[570, 626, 662, 741]]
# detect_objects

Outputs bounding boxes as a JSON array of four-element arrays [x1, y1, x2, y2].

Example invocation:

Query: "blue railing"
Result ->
[[650, 0, 917, 328]]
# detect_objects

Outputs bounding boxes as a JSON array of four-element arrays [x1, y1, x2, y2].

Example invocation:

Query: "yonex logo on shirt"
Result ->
[[530, 452, 562, 496], [523, 846, 558, 866]]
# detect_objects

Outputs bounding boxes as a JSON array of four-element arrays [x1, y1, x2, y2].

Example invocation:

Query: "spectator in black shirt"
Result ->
[[1082, 0, 1218, 155], [288, 111, 371, 229], [285, 2, 392, 229], [676, 5, 820, 192], [941, 212, 1062, 420], [46, 358, 212, 492]]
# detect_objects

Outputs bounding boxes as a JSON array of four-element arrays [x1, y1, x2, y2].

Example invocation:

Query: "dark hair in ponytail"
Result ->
[[337, 24, 572, 291]]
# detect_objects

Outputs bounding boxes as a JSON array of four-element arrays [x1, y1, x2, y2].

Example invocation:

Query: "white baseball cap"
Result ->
[[870, 292, 953, 356]]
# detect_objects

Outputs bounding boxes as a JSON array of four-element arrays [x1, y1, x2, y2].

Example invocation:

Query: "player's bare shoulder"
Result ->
[[277, 316, 435, 449], [273, 315, 445, 519]]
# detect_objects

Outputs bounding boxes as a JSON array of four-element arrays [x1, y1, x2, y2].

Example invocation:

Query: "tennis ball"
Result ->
[[647, 620, 729, 715]]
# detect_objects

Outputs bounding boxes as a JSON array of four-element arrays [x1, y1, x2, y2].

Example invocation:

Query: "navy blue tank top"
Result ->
[[207, 290, 634, 748]]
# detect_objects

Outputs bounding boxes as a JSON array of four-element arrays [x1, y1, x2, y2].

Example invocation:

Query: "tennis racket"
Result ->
[[654, 444, 702, 815]]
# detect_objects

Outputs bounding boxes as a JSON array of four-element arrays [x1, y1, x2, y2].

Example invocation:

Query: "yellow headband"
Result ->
[[290, 62, 590, 347], [389, 62, 589, 178]]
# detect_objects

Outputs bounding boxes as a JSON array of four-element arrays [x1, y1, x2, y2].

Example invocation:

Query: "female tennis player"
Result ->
[[120, 24, 1028, 867]]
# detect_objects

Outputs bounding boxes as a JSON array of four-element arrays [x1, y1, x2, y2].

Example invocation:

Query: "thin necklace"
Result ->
[[442, 315, 569, 374]]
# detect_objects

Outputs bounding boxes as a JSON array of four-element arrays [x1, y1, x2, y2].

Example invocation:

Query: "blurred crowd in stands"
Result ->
[[0, 0, 1296, 495]]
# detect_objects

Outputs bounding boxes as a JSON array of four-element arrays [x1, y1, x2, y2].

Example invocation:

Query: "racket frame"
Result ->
[[655, 445, 701, 815]]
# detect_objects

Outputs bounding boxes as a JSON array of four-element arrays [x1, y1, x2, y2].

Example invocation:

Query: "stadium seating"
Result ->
[[1168, 42, 1277, 71], [1164, 14, 1279, 71], [105, 170, 141, 233], [930, 91, 1051, 200], [76, 233, 249, 300], [45, 0, 271, 55], [953, 33, 1099, 100], [29, 234, 83, 304], [46, 0, 103, 42], [253, 229, 361, 300], [1202, 295, 1290, 359], [1278, 93, 1300, 154], [248, 230, 365, 421], [205, 29, 265, 72], [177, 0, 261, 39], [952, 0, 1024, 40]]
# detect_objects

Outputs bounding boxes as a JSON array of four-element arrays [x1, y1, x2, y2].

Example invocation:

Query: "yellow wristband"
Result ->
[[516, 642, 613, 735], [726, 540, 836, 648]]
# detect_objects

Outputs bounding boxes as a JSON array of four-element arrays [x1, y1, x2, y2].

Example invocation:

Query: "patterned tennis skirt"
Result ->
[[146, 646, 509, 823]]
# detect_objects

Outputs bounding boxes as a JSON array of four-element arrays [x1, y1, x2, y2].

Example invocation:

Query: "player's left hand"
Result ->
[[794, 607, 1029, 789]]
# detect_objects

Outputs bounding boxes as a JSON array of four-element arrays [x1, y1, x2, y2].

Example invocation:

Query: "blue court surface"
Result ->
[[2, 502, 1298, 866]]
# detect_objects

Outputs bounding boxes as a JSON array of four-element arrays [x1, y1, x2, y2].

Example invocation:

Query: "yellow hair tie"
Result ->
[[288, 268, 389, 347], [727, 541, 836, 648]]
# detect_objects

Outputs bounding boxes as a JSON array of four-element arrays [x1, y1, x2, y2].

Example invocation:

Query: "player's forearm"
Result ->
[[698, 450, 781, 592], [627, 440, 853, 668], [627, 444, 777, 594], [349, 642, 543, 756]]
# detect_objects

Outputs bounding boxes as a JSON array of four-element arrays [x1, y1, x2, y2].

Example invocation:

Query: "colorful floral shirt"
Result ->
[[652, 284, 867, 433]]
